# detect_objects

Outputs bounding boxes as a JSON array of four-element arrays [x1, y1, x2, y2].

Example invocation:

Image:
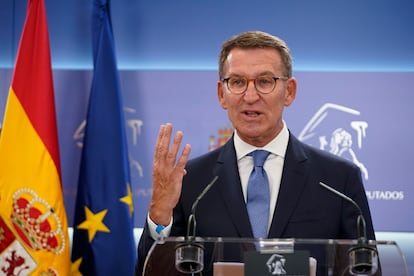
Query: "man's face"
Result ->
[[218, 48, 296, 147]]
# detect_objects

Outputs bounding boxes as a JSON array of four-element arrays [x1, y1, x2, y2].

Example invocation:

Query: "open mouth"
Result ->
[[244, 111, 261, 117]]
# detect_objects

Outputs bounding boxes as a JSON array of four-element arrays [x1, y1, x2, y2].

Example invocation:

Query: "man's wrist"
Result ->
[[149, 207, 172, 226], [147, 214, 172, 238]]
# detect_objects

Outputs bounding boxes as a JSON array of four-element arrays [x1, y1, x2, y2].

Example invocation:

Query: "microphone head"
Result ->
[[175, 241, 205, 274], [348, 242, 378, 275]]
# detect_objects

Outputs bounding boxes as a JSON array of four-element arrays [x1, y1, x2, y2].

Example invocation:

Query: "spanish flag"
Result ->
[[0, 0, 70, 274]]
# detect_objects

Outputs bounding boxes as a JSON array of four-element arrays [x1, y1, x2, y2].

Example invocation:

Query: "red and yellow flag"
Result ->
[[0, 0, 70, 274]]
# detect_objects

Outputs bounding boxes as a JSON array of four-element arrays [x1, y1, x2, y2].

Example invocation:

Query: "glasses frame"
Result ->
[[221, 76, 289, 95]]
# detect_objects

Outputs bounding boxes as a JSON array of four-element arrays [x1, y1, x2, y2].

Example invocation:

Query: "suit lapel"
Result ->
[[215, 139, 254, 238], [268, 134, 309, 238]]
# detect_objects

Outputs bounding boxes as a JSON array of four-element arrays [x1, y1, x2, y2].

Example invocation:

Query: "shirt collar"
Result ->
[[234, 121, 290, 161]]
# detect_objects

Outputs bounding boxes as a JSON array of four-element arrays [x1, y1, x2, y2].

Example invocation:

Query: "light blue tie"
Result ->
[[247, 150, 270, 238]]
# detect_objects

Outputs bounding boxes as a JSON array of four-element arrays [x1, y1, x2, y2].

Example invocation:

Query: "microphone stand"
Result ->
[[175, 176, 219, 274], [319, 182, 378, 275]]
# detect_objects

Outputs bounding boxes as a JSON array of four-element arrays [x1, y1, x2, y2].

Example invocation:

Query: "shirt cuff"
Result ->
[[147, 213, 172, 239]]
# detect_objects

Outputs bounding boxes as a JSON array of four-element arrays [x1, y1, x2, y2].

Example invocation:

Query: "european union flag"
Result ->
[[70, 0, 136, 274]]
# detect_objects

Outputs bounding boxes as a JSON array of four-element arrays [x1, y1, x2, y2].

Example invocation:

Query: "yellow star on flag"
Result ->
[[77, 206, 110, 242], [120, 183, 134, 216], [71, 258, 83, 276]]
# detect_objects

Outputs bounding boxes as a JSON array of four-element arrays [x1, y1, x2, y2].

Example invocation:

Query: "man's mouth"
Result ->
[[244, 111, 261, 117]]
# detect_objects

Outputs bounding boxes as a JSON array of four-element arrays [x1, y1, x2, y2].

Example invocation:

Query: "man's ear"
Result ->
[[218, 81, 228, 109], [284, 77, 297, 107]]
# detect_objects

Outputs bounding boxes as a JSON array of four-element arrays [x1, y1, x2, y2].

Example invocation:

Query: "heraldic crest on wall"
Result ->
[[209, 126, 234, 151]]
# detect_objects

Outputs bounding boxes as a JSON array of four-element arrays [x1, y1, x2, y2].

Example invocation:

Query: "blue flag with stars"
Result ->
[[70, 0, 136, 274]]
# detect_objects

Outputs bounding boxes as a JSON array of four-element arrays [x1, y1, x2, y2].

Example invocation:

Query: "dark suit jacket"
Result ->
[[136, 132, 376, 275]]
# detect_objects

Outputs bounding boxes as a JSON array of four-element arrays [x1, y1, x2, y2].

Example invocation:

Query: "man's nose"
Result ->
[[244, 79, 260, 98]]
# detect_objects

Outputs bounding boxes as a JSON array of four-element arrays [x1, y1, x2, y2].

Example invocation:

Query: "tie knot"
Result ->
[[250, 150, 270, 167]]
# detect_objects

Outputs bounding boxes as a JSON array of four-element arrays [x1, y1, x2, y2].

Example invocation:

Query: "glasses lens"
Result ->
[[227, 77, 247, 94], [255, 76, 276, 94]]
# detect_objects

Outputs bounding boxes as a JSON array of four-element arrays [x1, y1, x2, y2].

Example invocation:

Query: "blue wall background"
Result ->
[[1, 0, 413, 71], [1, 0, 413, 273]]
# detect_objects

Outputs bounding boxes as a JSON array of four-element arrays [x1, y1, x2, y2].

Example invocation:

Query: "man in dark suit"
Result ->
[[136, 31, 376, 275]]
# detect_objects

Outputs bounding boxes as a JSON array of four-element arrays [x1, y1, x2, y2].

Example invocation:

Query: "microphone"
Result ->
[[319, 182, 378, 275], [175, 176, 219, 274]]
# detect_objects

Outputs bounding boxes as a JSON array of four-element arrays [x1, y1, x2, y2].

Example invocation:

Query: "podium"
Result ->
[[143, 237, 409, 276]]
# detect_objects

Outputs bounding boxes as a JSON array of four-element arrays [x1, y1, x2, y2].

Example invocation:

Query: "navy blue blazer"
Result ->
[[136, 132, 376, 275]]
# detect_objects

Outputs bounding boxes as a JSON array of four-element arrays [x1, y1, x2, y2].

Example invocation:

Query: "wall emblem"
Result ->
[[298, 103, 369, 180]]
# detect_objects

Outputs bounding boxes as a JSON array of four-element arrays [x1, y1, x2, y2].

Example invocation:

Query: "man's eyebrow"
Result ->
[[226, 71, 276, 78]]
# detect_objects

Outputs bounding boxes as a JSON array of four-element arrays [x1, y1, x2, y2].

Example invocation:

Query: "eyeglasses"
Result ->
[[221, 76, 288, 94]]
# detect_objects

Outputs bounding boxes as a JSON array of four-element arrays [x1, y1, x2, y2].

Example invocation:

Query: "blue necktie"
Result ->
[[247, 150, 270, 238]]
